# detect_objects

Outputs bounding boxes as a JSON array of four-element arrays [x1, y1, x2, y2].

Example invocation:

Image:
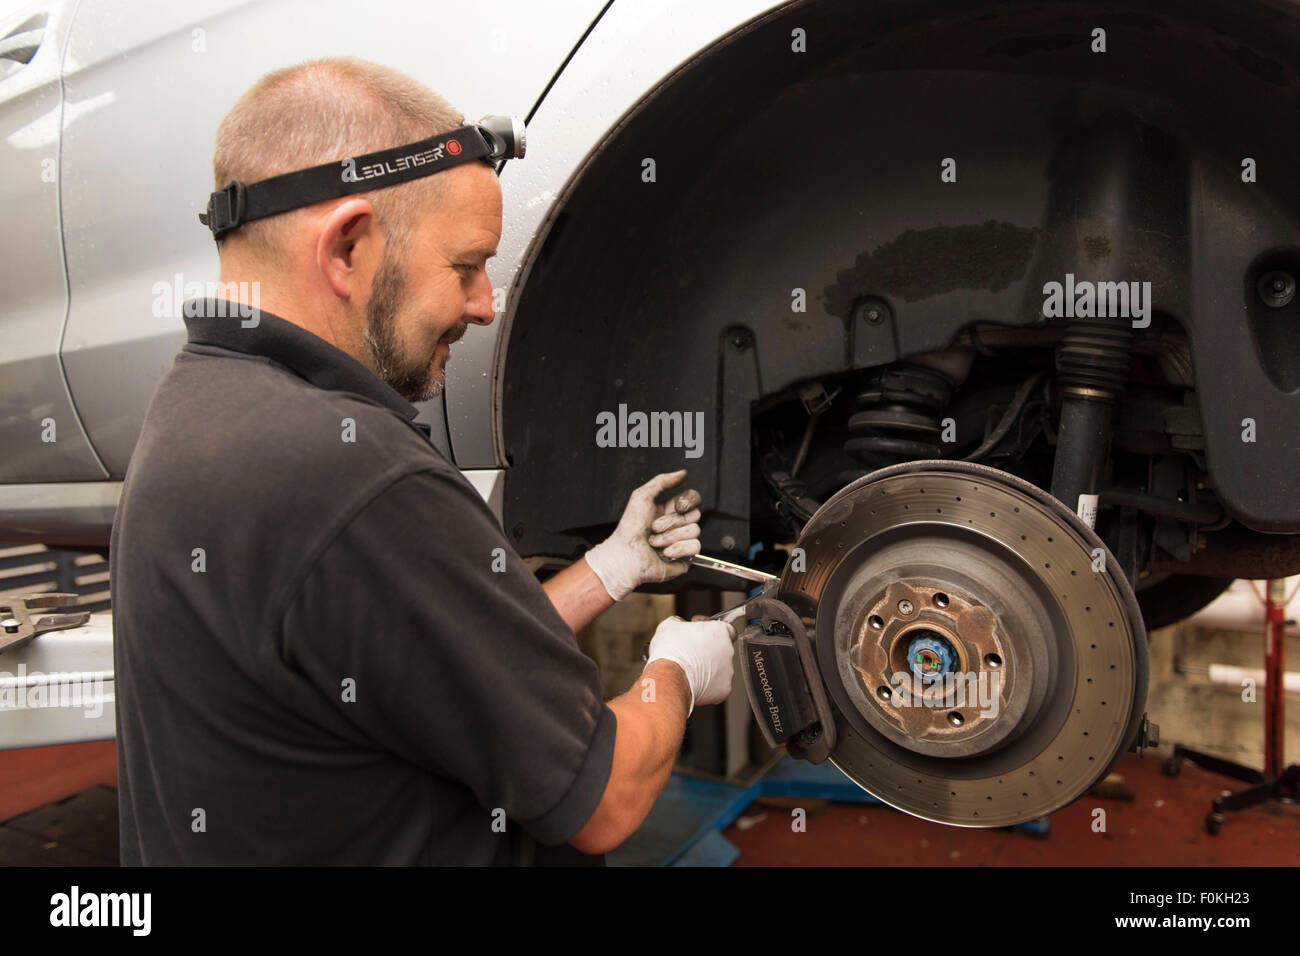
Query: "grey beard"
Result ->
[[362, 251, 444, 403]]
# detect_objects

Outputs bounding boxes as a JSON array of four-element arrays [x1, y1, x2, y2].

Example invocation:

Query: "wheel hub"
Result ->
[[852, 579, 1014, 752]]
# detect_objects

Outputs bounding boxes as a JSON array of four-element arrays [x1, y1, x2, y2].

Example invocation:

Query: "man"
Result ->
[[110, 57, 736, 865]]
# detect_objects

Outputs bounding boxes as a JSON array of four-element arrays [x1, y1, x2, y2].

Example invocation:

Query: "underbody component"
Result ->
[[1045, 112, 1151, 522], [506, 2, 1300, 584], [1050, 315, 1132, 521], [843, 364, 952, 476], [1135, 573, 1232, 632], [738, 460, 1148, 827]]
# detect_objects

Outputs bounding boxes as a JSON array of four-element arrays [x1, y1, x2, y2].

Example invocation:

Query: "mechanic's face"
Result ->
[[363, 162, 501, 402]]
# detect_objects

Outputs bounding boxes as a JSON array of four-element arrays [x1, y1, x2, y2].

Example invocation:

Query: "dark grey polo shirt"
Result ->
[[109, 299, 616, 865]]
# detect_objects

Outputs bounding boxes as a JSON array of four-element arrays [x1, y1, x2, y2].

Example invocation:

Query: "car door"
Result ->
[[0, 0, 106, 483]]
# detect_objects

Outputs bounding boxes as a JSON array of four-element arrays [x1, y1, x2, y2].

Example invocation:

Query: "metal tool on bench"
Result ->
[[0, 593, 91, 655]]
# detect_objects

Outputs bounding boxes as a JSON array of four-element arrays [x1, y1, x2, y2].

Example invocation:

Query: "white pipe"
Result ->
[[1207, 663, 1300, 697]]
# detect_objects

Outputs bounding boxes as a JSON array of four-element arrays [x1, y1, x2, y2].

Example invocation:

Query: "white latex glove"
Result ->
[[645, 615, 736, 716], [583, 469, 702, 602]]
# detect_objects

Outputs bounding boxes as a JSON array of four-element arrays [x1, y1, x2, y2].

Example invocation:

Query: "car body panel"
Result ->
[[0, 0, 106, 482]]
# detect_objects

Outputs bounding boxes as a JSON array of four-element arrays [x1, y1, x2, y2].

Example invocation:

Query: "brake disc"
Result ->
[[743, 460, 1148, 827]]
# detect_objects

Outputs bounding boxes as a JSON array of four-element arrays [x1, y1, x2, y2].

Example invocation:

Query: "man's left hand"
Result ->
[[583, 469, 702, 602]]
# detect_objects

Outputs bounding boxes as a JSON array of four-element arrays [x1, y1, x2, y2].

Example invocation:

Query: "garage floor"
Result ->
[[722, 751, 1300, 865], [0, 785, 118, 866], [1, 745, 1295, 865]]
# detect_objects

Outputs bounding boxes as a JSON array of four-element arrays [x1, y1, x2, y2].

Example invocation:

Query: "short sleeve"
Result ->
[[280, 466, 616, 846]]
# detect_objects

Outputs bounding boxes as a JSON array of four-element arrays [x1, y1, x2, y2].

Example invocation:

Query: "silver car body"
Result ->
[[0, 0, 786, 535]]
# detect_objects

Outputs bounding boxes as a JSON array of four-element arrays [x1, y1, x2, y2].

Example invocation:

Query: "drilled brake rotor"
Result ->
[[778, 460, 1148, 827]]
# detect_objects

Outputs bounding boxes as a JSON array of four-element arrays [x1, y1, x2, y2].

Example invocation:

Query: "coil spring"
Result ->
[[843, 365, 953, 470]]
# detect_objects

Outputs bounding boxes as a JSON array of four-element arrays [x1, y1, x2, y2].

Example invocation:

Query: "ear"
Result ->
[[315, 197, 381, 300]]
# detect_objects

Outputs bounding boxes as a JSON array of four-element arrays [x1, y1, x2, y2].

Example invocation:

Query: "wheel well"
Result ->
[[502, 0, 1300, 586]]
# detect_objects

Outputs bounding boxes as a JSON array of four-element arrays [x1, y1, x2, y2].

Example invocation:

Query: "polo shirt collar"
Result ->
[[181, 298, 420, 421]]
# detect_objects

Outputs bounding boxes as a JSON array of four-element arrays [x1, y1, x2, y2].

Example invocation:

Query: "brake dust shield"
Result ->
[[741, 460, 1148, 827]]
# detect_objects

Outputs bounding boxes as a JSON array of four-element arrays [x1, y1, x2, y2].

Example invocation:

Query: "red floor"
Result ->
[[0, 741, 119, 865], [0, 740, 116, 824], [4, 743, 1298, 865], [724, 751, 1300, 865]]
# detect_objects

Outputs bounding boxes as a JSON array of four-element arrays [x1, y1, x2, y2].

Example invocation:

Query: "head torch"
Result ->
[[199, 114, 526, 240]]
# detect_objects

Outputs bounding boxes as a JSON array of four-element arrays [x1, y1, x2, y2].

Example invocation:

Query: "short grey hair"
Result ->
[[212, 56, 464, 262]]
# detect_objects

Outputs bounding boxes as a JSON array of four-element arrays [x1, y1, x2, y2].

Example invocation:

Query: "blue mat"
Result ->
[[608, 757, 1048, 866]]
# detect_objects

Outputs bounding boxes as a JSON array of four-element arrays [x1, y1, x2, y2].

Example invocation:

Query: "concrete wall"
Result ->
[[1147, 618, 1300, 770], [576, 593, 678, 701]]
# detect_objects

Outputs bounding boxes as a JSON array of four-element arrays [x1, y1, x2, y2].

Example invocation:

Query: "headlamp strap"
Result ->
[[199, 124, 494, 239]]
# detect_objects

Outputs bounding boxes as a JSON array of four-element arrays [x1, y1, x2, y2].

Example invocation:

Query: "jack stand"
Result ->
[[1162, 578, 1299, 835]]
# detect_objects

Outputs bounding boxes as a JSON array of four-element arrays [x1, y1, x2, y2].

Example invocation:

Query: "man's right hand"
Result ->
[[572, 613, 736, 854], [645, 615, 736, 716]]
